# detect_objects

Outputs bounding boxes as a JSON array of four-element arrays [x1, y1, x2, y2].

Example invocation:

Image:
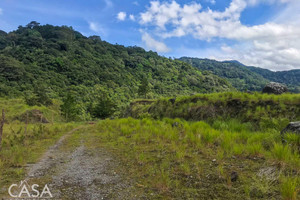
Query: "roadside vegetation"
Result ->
[[110, 91, 299, 199], [128, 92, 300, 131], [0, 98, 78, 195], [0, 92, 299, 199], [89, 117, 299, 199]]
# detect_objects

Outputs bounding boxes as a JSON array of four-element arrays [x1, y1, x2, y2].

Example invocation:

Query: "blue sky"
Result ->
[[0, 0, 299, 71]]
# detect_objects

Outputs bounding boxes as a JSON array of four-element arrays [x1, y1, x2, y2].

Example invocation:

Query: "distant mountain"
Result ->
[[179, 57, 268, 91], [247, 66, 300, 90], [222, 60, 245, 66], [179, 57, 300, 93], [0, 22, 233, 108]]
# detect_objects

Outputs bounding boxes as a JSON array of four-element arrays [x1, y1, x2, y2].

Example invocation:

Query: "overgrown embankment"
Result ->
[[128, 92, 300, 130], [90, 118, 300, 199], [0, 98, 63, 123], [0, 98, 79, 195]]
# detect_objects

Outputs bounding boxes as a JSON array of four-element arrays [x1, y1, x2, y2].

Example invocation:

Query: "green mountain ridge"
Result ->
[[0, 22, 233, 116], [179, 57, 300, 93], [247, 66, 300, 88]]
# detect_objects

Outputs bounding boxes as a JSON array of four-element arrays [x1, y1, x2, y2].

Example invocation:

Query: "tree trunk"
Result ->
[[0, 109, 5, 150]]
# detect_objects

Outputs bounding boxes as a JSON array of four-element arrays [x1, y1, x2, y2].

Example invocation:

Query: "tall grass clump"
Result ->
[[246, 143, 263, 156], [271, 143, 299, 167], [212, 119, 253, 133], [92, 117, 300, 199], [284, 133, 300, 152], [280, 176, 299, 200]]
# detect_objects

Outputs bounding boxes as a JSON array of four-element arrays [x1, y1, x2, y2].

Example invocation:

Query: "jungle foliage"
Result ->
[[128, 92, 300, 131], [179, 57, 300, 93], [0, 22, 233, 119]]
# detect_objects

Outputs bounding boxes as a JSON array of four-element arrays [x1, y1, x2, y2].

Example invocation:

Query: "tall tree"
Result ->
[[91, 91, 116, 119], [138, 77, 150, 98], [26, 21, 40, 29], [24, 83, 52, 106], [60, 93, 80, 121]]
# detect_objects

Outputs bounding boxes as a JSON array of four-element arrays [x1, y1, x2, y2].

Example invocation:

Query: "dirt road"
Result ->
[[23, 126, 139, 200]]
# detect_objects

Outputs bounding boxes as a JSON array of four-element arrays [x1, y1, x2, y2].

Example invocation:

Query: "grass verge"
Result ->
[[87, 118, 299, 199]]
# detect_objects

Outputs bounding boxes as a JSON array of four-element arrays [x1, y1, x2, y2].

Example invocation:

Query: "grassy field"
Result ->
[[123, 92, 300, 199], [0, 99, 79, 195], [0, 93, 299, 199], [88, 118, 299, 199]]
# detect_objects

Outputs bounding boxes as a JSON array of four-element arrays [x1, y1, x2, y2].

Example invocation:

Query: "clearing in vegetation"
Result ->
[[0, 92, 299, 199], [86, 117, 299, 199]]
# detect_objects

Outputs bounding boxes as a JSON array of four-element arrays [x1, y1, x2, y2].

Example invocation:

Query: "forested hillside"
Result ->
[[247, 66, 300, 91], [0, 22, 299, 200], [0, 22, 232, 118], [179, 57, 300, 93]]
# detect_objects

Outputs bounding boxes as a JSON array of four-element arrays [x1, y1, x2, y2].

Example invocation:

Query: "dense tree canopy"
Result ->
[[179, 57, 300, 93], [247, 66, 300, 93], [0, 22, 233, 118]]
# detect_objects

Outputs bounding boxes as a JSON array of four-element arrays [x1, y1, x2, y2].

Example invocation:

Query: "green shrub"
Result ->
[[270, 143, 298, 166], [280, 176, 299, 200]]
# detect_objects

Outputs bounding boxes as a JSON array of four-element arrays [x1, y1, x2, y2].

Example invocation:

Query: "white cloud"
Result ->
[[140, 1, 182, 28], [129, 14, 135, 21], [89, 22, 100, 32], [208, 0, 216, 4], [272, 0, 300, 25], [88, 22, 106, 35], [248, 0, 297, 6], [217, 39, 300, 71], [137, 0, 300, 70], [117, 12, 127, 21], [0, 8, 3, 15], [142, 32, 170, 53]]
